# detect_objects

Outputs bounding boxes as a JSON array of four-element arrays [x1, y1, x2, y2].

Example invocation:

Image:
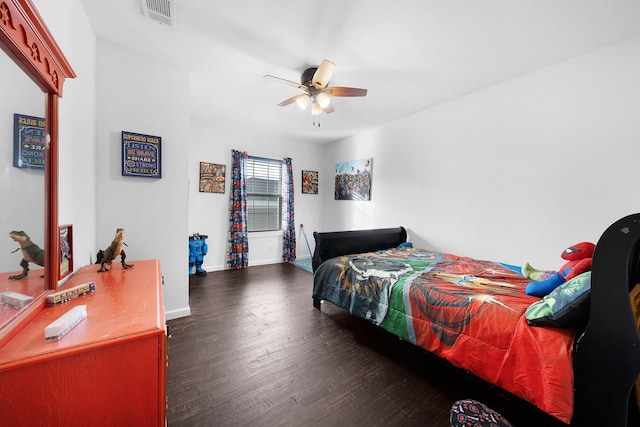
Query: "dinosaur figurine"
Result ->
[[97, 228, 134, 272], [8, 230, 45, 280]]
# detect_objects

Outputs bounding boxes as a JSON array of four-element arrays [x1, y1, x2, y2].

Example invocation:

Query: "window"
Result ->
[[246, 156, 284, 232]]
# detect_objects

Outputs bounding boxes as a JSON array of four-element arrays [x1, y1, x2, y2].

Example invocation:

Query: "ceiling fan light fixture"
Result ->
[[311, 101, 323, 116], [266, 59, 367, 117], [316, 92, 331, 109], [296, 94, 310, 110]]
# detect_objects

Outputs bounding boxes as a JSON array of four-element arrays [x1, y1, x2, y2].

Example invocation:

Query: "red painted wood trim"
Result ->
[[0, 0, 76, 95], [0, 0, 76, 343], [46, 93, 60, 289]]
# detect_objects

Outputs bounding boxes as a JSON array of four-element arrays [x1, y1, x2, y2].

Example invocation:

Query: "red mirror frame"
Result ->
[[0, 0, 75, 342]]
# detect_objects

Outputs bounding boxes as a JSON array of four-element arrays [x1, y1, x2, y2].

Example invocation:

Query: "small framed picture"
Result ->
[[302, 170, 318, 194], [59, 224, 73, 280], [199, 162, 226, 193]]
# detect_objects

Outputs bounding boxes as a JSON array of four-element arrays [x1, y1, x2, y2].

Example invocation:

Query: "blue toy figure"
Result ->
[[189, 233, 208, 276]]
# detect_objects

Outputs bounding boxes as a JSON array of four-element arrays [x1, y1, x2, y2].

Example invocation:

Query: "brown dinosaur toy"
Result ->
[[97, 228, 134, 272], [8, 230, 45, 280]]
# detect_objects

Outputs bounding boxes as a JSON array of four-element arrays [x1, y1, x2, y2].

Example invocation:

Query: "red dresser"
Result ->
[[0, 259, 166, 426]]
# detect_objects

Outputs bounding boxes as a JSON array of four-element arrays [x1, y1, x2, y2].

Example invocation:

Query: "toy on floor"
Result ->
[[97, 228, 134, 272], [523, 241, 595, 297], [450, 399, 513, 427], [189, 233, 208, 276], [8, 230, 45, 280]]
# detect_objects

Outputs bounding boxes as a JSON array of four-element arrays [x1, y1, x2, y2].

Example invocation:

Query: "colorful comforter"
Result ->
[[312, 247, 577, 424]]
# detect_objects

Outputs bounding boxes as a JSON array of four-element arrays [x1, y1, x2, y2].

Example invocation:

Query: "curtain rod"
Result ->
[[247, 155, 284, 163]]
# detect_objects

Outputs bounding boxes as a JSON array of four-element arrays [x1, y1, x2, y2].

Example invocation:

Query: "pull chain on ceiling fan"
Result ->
[[264, 59, 368, 116]]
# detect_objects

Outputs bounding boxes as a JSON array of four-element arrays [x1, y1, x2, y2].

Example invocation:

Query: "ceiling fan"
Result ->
[[264, 60, 367, 115]]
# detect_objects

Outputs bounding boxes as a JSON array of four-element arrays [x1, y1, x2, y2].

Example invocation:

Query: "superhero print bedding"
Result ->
[[311, 214, 640, 426], [313, 247, 575, 423]]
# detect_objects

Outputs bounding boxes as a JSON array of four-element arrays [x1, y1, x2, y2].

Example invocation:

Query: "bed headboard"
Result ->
[[312, 226, 407, 272], [573, 213, 640, 426]]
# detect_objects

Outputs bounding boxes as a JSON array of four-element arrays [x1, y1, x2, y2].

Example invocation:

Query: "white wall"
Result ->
[[29, 1, 190, 321], [3, 0, 97, 275], [188, 117, 324, 271], [323, 36, 640, 269], [22, 0, 322, 322], [22, 2, 640, 323], [37, 0, 98, 272], [95, 41, 190, 320]]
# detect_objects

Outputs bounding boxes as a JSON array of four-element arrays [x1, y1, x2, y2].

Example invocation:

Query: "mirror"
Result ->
[[0, 0, 75, 340], [0, 47, 47, 330]]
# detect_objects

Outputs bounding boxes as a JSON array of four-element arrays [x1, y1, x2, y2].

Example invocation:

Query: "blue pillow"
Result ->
[[525, 271, 591, 328]]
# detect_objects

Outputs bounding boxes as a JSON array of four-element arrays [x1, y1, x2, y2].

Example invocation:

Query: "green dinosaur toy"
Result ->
[[97, 228, 134, 272], [8, 230, 45, 280]]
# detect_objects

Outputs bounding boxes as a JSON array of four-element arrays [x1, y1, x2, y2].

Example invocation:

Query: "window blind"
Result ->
[[246, 157, 283, 232]]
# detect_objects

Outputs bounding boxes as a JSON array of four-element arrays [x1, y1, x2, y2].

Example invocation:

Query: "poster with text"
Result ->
[[13, 113, 46, 169], [121, 131, 161, 178]]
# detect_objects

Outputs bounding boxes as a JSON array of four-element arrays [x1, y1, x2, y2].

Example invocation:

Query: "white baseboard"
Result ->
[[165, 306, 191, 321], [204, 258, 294, 272]]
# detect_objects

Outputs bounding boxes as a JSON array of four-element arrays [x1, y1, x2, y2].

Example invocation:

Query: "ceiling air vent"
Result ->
[[141, 0, 176, 27]]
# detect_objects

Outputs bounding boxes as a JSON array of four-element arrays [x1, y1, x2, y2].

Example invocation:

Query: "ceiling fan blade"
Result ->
[[325, 87, 368, 97], [277, 93, 307, 107], [264, 75, 308, 91], [312, 60, 335, 89]]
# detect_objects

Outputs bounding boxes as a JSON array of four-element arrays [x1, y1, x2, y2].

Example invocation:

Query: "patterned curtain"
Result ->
[[282, 157, 296, 262], [227, 150, 249, 269]]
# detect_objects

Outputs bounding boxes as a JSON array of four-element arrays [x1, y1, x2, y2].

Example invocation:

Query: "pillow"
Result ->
[[525, 271, 591, 328]]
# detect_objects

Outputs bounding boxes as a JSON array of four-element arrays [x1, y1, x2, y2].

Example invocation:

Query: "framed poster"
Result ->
[[121, 131, 162, 178], [13, 113, 46, 169], [334, 158, 372, 201], [59, 224, 73, 280], [302, 170, 318, 194], [199, 162, 226, 193]]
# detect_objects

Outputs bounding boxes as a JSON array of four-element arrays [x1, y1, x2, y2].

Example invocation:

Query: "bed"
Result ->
[[311, 214, 640, 426]]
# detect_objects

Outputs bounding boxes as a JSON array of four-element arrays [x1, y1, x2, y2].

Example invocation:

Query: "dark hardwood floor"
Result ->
[[166, 263, 564, 427]]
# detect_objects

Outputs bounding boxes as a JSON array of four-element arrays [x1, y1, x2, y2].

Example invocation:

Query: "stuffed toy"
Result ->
[[522, 241, 595, 297]]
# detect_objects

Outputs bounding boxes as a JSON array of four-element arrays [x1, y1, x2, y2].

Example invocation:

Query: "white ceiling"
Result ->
[[79, 0, 640, 145]]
